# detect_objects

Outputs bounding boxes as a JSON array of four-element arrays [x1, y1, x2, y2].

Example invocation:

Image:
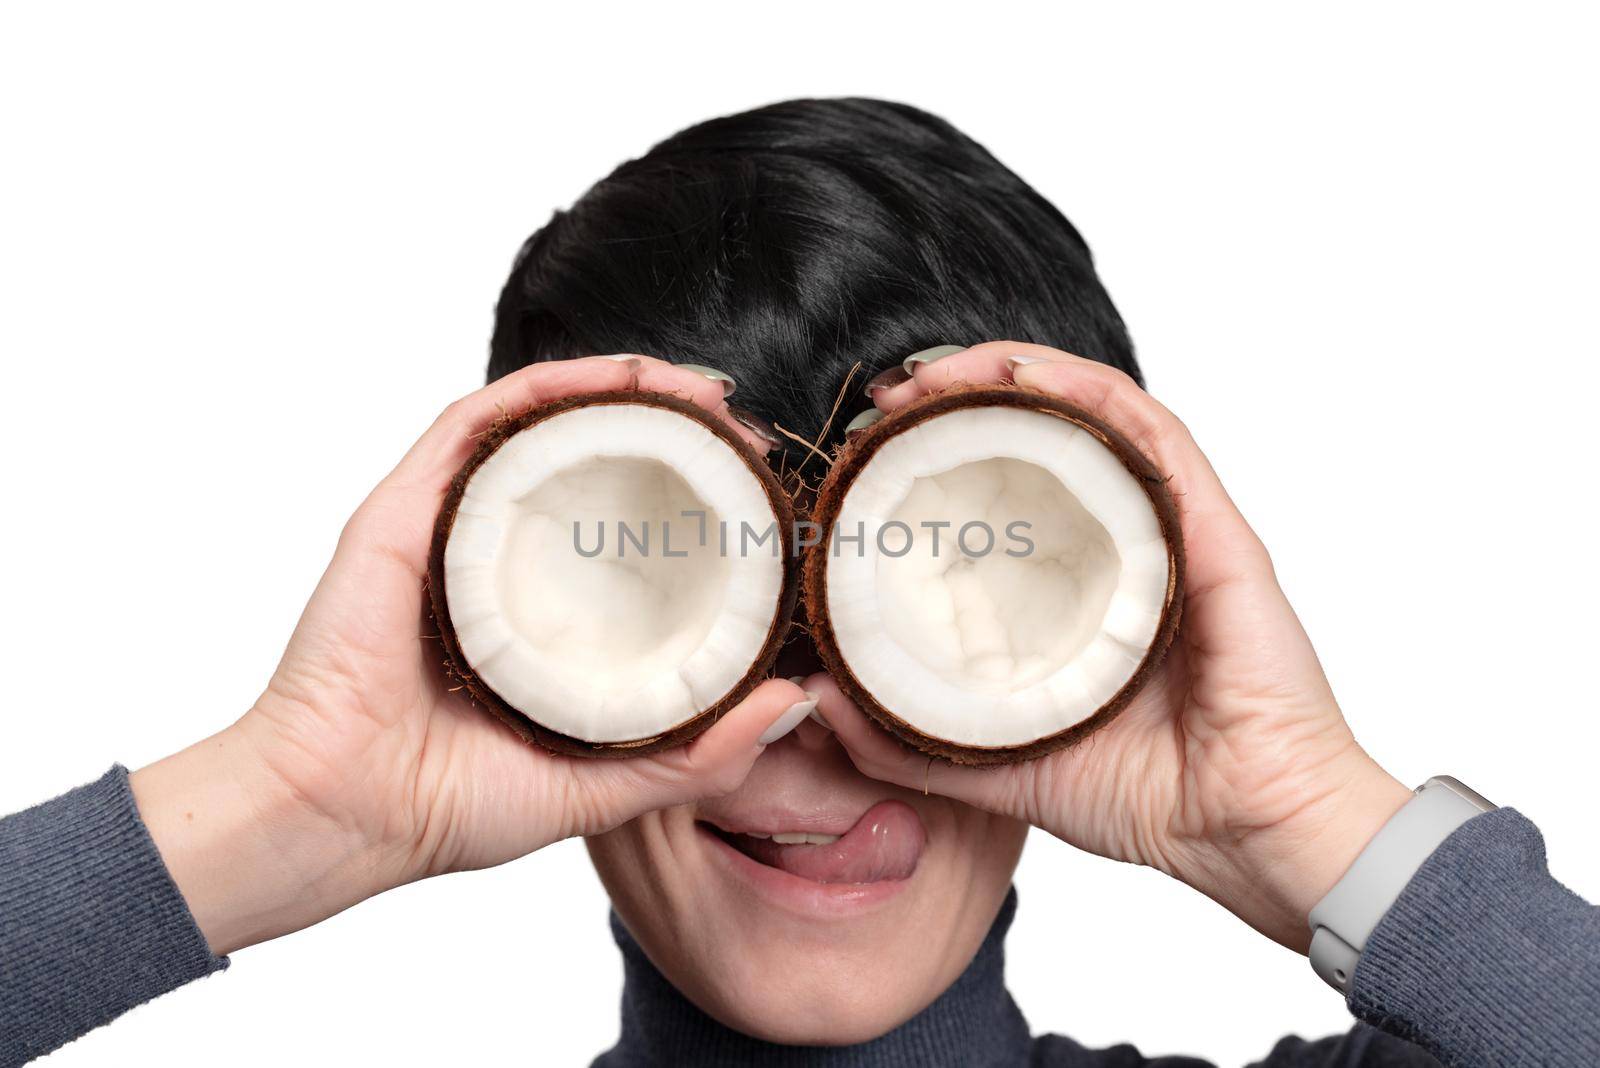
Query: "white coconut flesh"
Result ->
[[825, 407, 1171, 748], [442, 403, 785, 743]]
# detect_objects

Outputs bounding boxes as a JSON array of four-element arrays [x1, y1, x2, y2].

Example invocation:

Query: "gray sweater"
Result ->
[[2, 768, 1597, 1067]]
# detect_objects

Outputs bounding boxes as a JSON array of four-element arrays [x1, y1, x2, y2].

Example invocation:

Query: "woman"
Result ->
[[2, 99, 1596, 1067]]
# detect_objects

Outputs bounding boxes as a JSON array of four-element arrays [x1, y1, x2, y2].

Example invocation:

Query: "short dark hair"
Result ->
[[488, 97, 1138, 452]]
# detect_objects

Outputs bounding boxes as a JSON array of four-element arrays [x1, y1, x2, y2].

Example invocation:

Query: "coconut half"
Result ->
[[428, 391, 796, 756], [804, 386, 1183, 765]]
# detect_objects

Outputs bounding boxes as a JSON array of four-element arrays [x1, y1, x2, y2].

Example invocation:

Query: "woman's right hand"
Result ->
[[131, 356, 808, 956]]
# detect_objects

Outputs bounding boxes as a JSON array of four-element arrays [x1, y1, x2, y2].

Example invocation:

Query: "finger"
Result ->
[[871, 345, 1024, 413], [349, 356, 765, 575], [601, 678, 815, 811], [303, 356, 646, 633], [879, 340, 1270, 600], [618, 358, 776, 455], [805, 674, 1022, 816], [872, 339, 1268, 596], [392, 355, 734, 497], [389, 356, 643, 496], [971, 342, 1271, 598], [633, 362, 777, 454], [723, 405, 785, 455]]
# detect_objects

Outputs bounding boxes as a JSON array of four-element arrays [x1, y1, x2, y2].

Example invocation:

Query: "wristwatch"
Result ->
[[1307, 775, 1495, 994]]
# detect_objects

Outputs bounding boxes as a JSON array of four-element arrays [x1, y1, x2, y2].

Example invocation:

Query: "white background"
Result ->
[[3, 4, 1597, 1065]]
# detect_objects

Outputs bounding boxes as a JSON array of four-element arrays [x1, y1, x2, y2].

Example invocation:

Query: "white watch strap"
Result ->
[[1307, 776, 1495, 994]]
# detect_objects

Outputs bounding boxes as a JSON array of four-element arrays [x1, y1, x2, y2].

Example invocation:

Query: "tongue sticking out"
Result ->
[[724, 800, 925, 884]]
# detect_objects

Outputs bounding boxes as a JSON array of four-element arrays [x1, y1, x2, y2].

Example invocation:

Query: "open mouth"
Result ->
[[698, 800, 926, 885]]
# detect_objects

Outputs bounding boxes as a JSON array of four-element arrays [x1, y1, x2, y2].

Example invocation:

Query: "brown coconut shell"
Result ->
[[802, 384, 1185, 766], [427, 390, 798, 758]]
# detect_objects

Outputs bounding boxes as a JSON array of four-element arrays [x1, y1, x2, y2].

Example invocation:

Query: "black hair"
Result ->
[[488, 97, 1138, 454]]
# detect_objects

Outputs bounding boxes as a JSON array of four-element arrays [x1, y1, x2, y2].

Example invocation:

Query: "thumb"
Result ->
[[806, 673, 1022, 817], [610, 678, 816, 811]]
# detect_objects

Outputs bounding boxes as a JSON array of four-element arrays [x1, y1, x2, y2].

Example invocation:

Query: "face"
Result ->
[[586, 690, 1028, 1045]]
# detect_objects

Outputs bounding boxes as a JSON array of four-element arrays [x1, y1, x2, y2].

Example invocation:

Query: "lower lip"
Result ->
[[698, 813, 919, 918]]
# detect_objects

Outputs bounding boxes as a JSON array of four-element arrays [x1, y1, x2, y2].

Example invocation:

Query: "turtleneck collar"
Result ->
[[593, 887, 1033, 1067]]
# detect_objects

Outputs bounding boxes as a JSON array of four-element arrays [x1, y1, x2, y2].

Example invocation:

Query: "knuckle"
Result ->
[[335, 504, 375, 555], [439, 395, 475, 428], [701, 762, 748, 798], [1100, 363, 1142, 393], [856, 743, 907, 781]]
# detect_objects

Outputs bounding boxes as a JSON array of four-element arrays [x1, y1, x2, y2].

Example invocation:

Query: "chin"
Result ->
[[586, 717, 1028, 1047], [705, 949, 942, 1046]]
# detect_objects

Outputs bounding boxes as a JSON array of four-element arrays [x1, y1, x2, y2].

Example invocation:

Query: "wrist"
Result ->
[[1177, 752, 1412, 952], [131, 716, 387, 955]]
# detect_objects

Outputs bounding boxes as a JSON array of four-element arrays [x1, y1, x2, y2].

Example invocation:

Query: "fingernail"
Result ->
[[808, 707, 832, 731], [729, 405, 782, 448], [675, 363, 736, 397], [787, 675, 808, 686], [1006, 355, 1050, 370], [901, 344, 966, 376], [760, 694, 820, 745], [864, 365, 911, 396], [844, 408, 884, 436], [597, 354, 643, 365]]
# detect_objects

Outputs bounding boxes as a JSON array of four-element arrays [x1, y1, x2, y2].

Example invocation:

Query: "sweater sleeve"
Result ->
[[0, 766, 227, 1066], [1348, 806, 1600, 1067]]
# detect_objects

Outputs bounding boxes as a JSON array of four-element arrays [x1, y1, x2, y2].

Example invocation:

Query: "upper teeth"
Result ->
[[744, 831, 841, 845]]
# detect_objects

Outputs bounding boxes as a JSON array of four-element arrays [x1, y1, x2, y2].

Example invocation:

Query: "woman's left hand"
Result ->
[[807, 341, 1412, 951]]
